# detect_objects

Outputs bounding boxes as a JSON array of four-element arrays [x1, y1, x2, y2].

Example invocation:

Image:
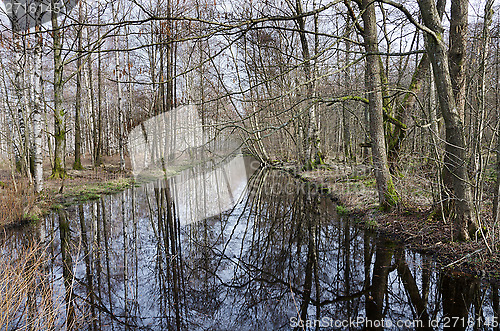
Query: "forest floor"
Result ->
[[280, 161, 500, 284], [0, 154, 135, 227]]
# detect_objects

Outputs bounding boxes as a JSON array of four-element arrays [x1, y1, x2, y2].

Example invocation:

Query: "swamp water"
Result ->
[[2, 156, 500, 330]]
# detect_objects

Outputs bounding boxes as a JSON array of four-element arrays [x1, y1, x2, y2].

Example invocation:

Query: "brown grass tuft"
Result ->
[[0, 240, 58, 329], [0, 182, 37, 227]]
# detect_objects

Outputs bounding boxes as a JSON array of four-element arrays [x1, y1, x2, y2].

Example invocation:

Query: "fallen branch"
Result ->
[[443, 248, 486, 269]]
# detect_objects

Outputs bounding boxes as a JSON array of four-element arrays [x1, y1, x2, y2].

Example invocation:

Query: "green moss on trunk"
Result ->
[[50, 156, 67, 179], [381, 179, 399, 211], [73, 160, 83, 170]]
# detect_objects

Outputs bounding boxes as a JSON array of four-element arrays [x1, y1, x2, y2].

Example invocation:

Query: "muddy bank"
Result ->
[[273, 162, 500, 284]]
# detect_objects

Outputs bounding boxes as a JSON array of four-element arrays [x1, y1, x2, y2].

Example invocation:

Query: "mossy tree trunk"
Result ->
[[51, 0, 66, 179], [418, 0, 478, 240], [387, 54, 429, 170], [360, 0, 398, 210]]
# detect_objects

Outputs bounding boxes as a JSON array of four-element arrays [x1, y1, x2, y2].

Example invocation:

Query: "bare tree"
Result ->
[[50, 0, 67, 178], [73, 2, 84, 170], [418, 0, 478, 240], [359, 0, 398, 210]]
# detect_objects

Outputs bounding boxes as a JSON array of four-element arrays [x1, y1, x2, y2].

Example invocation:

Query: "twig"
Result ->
[[443, 248, 485, 269], [289, 278, 305, 331]]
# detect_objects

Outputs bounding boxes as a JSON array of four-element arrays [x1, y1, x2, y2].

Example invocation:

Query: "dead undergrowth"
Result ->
[[0, 182, 38, 227], [0, 238, 89, 330]]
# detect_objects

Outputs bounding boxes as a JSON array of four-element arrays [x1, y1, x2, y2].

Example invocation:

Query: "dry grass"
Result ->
[[299, 164, 379, 212], [0, 182, 37, 227], [392, 164, 434, 211], [0, 237, 91, 330], [298, 162, 435, 213], [0, 241, 59, 330]]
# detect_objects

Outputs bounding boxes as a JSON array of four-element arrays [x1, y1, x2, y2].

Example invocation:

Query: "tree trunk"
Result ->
[[387, 0, 444, 172], [360, 0, 398, 210], [113, 3, 125, 171], [439, 0, 470, 233], [491, 1, 500, 224], [343, 20, 353, 162], [85, 38, 96, 167], [12, 29, 30, 177], [50, 1, 66, 178], [95, 6, 103, 167], [448, 0, 468, 122], [295, 0, 323, 169], [33, 28, 44, 192], [116, 47, 125, 171], [165, 0, 174, 113], [418, 0, 478, 240], [387, 54, 429, 168], [73, 3, 83, 170], [473, 0, 493, 220]]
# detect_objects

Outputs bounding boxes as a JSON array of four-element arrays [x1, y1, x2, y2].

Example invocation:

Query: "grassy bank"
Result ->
[[0, 154, 219, 227], [0, 173, 135, 227]]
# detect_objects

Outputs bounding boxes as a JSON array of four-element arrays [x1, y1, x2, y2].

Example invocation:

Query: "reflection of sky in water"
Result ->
[[2, 161, 498, 330]]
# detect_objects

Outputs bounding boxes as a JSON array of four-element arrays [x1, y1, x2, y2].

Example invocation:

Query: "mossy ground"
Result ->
[[53, 177, 135, 207]]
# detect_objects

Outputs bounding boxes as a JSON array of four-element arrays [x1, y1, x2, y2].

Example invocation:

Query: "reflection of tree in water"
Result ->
[[3, 167, 500, 330], [183, 169, 366, 329], [153, 179, 185, 330]]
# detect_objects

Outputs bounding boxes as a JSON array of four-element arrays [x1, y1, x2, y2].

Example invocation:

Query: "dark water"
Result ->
[[2, 156, 500, 330]]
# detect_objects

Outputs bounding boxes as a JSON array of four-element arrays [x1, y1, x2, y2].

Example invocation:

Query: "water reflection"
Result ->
[[1, 156, 500, 330]]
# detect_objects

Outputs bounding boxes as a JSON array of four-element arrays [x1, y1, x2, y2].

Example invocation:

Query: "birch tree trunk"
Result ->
[[33, 27, 44, 192], [113, 2, 125, 171], [12, 22, 30, 177], [360, 0, 398, 210], [418, 0, 478, 240], [116, 48, 125, 171]]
